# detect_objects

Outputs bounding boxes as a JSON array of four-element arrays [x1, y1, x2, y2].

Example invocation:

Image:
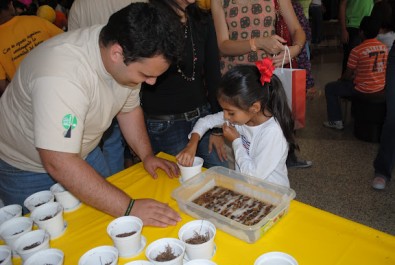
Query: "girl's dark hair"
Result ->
[[218, 65, 296, 147], [100, 2, 183, 65]]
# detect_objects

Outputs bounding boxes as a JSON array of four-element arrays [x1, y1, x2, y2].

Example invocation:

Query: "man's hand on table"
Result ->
[[130, 199, 181, 227], [142, 154, 180, 179]]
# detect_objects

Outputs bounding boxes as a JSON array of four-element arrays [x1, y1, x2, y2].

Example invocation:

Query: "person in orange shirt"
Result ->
[[0, 0, 63, 95], [323, 16, 388, 130]]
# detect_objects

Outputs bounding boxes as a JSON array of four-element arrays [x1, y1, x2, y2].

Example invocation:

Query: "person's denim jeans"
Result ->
[[145, 105, 228, 169], [374, 44, 395, 181], [325, 79, 357, 121], [0, 146, 110, 214], [101, 119, 125, 175]]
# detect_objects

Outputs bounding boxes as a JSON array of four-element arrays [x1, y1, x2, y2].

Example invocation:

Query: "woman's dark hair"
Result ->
[[218, 65, 296, 147], [99, 2, 183, 65], [150, 0, 210, 40]]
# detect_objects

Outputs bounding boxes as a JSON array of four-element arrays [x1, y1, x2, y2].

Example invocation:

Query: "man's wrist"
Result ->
[[124, 198, 135, 216]]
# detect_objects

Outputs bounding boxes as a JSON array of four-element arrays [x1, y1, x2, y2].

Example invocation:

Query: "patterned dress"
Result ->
[[221, 0, 276, 74]]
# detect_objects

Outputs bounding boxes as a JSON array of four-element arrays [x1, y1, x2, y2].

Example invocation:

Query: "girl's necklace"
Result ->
[[177, 19, 196, 81]]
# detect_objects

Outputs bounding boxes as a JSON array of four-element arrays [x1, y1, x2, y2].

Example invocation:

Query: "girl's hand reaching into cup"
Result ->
[[176, 133, 200, 166]]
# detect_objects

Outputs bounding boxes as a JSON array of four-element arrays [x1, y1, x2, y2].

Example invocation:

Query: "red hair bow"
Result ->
[[255, 58, 275, 85]]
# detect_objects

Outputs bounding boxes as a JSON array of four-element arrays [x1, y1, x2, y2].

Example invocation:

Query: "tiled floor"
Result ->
[[288, 46, 395, 235]]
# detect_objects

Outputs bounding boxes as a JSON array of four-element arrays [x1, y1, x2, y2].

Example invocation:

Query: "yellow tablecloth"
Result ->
[[11, 153, 395, 265]]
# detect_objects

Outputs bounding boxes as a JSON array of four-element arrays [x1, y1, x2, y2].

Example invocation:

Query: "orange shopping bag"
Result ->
[[273, 47, 306, 129]]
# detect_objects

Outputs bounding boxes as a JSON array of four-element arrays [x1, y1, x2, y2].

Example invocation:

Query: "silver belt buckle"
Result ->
[[184, 108, 200, 121]]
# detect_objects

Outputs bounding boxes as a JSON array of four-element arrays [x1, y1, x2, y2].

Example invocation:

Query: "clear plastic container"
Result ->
[[172, 167, 296, 243]]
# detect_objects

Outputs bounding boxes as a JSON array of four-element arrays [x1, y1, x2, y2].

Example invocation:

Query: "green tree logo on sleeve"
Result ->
[[62, 114, 77, 138]]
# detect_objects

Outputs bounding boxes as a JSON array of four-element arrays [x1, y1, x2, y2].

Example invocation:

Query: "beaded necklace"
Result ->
[[177, 18, 197, 81]]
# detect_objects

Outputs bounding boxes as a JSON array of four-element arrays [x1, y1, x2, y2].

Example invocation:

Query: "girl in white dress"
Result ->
[[176, 58, 296, 187]]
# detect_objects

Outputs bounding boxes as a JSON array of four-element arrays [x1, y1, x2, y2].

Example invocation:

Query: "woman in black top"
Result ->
[[141, 0, 228, 168]]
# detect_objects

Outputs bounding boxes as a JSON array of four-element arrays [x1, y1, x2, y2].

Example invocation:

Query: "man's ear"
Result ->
[[110, 43, 124, 63]]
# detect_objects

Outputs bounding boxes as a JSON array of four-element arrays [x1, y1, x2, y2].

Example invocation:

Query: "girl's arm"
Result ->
[[176, 112, 225, 166], [211, 0, 286, 56]]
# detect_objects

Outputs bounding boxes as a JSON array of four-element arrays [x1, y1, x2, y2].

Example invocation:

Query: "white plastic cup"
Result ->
[[178, 157, 204, 183], [24, 190, 55, 213], [178, 220, 216, 260], [145, 238, 185, 265], [24, 248, 64, 265], [31, 202, 65, 239], [184, 259, 217, 265], [0, 245, 12, 265], [0, 216, 33, 257], [50, 183, 80, 211], [14, 229, 50, 262], [78, 246, 118, 265], [124, 261, 153, 265], [254, 252, 298, 265], [0, 204, 22, 226], [107, 216, 143, 258]]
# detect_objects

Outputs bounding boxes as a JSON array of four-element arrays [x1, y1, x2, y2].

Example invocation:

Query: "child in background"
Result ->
[[176, 58, 295, 187]]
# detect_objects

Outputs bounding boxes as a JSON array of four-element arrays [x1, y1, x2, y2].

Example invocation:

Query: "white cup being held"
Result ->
[[178, 156, 204, 183]]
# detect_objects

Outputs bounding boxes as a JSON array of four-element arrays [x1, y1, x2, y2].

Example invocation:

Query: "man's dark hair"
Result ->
[[359, 16, 381, 39], [99, 2, 183, 65]]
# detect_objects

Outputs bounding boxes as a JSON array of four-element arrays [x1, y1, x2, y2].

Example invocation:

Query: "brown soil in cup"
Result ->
[[185, 231, 210, 244], [23, 241, 41, 250], [154, 244, 178, 261], [115, 231, 136, 238], [12, 230, 23, 236], [40, 215, 54, 221]]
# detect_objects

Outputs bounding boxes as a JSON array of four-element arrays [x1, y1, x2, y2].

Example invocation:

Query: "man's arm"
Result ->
[[39, 149, 181, 227], [39, 149, 130, 217], [117, 106, 179, 178]]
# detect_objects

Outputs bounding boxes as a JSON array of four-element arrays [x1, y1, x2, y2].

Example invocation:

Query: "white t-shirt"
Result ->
[[377, 31, 395, 50], [190, 112, 290, 187], [68, 0, 146, 31], [0, 25, 140, 172]]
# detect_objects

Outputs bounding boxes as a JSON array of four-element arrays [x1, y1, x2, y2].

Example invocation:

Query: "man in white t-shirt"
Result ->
[[0, 3, 184, 227], [68, 0, 147, 175]]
